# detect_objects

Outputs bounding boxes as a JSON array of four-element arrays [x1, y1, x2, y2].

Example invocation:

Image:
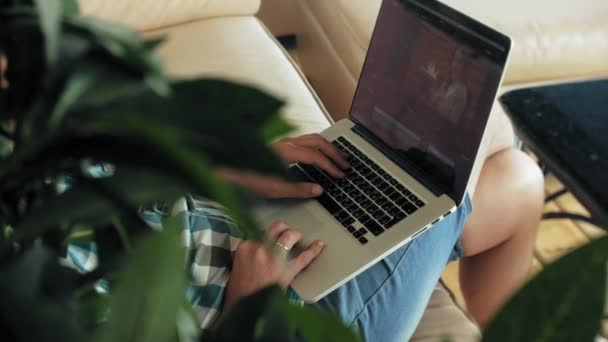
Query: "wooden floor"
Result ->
[[441, 173, 606, 311]]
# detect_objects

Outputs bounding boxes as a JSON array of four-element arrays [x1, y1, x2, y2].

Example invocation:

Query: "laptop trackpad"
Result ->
[[254, 203, 324, 238]]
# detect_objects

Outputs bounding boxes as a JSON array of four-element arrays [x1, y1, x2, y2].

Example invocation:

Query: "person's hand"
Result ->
[[273, 134, 349, 178], [223, 221, 325, 310], [217, 134, 349, 199]]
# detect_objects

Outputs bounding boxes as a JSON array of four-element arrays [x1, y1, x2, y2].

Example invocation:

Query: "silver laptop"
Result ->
[[255, 0, 511, 302]]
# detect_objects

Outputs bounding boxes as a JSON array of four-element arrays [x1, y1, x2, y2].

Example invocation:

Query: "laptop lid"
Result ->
[[349, 0, 511, 204]]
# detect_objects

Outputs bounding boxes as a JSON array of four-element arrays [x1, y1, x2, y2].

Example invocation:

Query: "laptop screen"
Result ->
[[350, 0, 509, 203]]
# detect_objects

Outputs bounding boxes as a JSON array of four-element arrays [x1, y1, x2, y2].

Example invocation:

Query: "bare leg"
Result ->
[[459, 110, 544, 327]]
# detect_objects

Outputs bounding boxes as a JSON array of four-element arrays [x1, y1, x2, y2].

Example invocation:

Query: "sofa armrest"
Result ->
[[80, 0, 261, 31]]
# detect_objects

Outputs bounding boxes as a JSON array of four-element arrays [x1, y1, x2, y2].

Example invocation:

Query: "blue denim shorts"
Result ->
[[315, 193, 473, 342]]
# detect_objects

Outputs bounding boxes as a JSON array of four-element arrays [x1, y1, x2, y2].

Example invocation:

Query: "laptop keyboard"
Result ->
[[288, 136, 425, 245]]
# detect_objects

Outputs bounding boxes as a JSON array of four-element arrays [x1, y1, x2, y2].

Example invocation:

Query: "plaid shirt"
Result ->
[[66, 195, 245, 328]]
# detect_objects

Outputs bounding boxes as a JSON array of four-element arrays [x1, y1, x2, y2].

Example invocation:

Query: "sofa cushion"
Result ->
[[80, 0, 261, 31], [411, 281, 481, 342], [143, 16, 332, 137], [301, 0, 608, 85]]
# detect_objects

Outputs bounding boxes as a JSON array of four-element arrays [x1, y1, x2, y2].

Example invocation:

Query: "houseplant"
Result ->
[[0, 0, 357, 340]]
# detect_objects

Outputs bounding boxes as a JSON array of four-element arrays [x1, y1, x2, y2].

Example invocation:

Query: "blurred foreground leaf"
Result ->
[[212, 286, 361, 342], [484, 236, 608, 342], [0, 246, 88, 341], [96, 220, 186, 342]]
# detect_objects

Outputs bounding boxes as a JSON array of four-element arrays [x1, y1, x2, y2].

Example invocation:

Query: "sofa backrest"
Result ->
[[79, 0, 261, 31]]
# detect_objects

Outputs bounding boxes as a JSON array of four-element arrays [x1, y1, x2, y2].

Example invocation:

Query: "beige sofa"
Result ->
[[260, 0, 608, 119], [80, 0, 480, 340]]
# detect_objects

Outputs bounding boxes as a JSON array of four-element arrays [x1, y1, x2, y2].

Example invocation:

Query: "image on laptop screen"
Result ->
[[350, 0, 506, 202]]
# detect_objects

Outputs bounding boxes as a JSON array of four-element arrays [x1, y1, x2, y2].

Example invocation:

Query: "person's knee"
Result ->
[[460, 148, 543, 255], [490, 148, 544, 234]]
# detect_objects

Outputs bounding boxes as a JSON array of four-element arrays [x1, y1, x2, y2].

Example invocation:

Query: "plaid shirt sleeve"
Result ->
[[65, 194, 244, 329]]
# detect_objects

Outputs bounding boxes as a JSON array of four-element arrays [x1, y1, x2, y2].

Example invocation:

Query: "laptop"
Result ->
[[254, 0, 511, 302]]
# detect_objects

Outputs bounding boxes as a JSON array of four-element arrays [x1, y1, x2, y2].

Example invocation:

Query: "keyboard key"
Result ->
[[379, 215, 391, 225], [352, 208, 365, 218], [385, 212, 406, 228], [409, 194, 419, 202], [381, 202, 396, 211], [328, 188, 341, 197], [387, 207, 401, 216], [370, 175, 382, 184], [359, 214, 371, 223], [415, 200, 425, 207], [401, 202, 418, 214], [343, 197, 354, 207], [358, 228, 368, 236], [341, 216, 355, 227], [346, 225, 356, 233], [377, 197, 388, 206], [345, 204, 358, 212], [334, 210, 349, 222], [395, 196, 408, 206], [358, 237, 368, 245], [379, 183, 392, 194], [336, 178, 348, 187], [370, 192, 382, 201], [315, 194, 340, 214], [353, 194, 366, 203], [371, 209, 384, 220], [338, 137, 347, 143], [360, 199, 372, 208], [368, 204, 380, 213], [353, 180, 366, 189], [402, 188, 411, 196], [364, 220, 385, 236], [374, 180, 389, 191], [377, 169, 386, 176], [389, 178, 399, 186], [360, 166, 372, 176], [334, 192, 346, 202], [353, 231, 362, 238], [396, 184, 405, 191], [382, 173, 393, 181], [389, 192, 401, 201], [344, 184, 355, 193]]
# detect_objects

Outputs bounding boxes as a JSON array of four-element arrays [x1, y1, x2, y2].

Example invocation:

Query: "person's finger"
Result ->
[[282, 240, 326, 285], [275, 228, 303, 251], [218, 168, 323, 199], [265, 221, 291, 241], [291, 146, 345, 178], [297, 134, 350, 169]]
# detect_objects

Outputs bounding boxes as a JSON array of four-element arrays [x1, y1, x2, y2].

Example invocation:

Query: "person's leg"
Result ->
[[315, 196, 472, 342], [459, 111, 545, 327]]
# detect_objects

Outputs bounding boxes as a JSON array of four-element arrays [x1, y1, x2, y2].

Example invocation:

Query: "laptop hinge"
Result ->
[[351, 124, 445, 197]]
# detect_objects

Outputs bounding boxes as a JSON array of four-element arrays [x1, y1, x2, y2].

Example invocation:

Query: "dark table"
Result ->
[[500, 79, 608, 228]]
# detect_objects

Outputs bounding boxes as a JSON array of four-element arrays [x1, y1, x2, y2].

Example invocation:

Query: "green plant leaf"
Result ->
[[62, 0, 79, 17], [0, 245, 89, 341], [96, 219, 187, 342], [34, 0, 61, 65], [212, 286, 361, 342], [212, 286, 281, 341], [483, 236, 608, 342], [9, 168, 190, 245], [276, 301, 362, 342], [64, 16, 170, 96], [69, 79, 289, 177]]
